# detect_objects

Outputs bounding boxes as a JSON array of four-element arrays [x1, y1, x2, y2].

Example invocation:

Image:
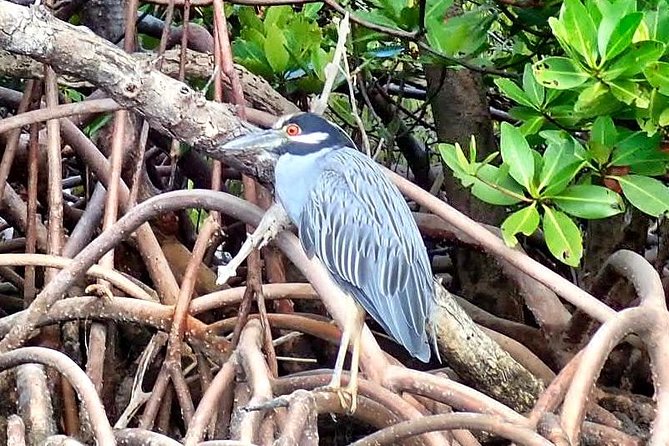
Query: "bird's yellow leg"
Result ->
[[343, 304, 365, 414], [318, 303, 365, 414], [326, 316, 352, 390]]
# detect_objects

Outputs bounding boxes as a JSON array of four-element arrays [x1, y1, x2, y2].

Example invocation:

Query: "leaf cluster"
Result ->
[[440, 0, 669, 266], [532, 0, 669, 133], [440, 120, 669, 265], [232, 4, 334, 93]]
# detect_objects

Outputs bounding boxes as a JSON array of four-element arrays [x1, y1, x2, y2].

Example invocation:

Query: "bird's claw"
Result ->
[[315, 384, 357, 415]]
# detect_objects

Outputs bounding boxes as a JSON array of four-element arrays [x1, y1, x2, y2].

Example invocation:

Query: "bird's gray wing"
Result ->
[[299, 149, 434, 362]]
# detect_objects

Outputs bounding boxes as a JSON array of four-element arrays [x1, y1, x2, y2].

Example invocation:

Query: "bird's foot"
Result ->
[[215, 263, 238, 286], [216, 204, 290, 286], [255, 205, 291, 249], [315, 384, 357, 415]]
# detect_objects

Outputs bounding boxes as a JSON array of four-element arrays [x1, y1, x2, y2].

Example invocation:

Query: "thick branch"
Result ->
[[432, 285, 544, 412], [0, 2, 275, 183], [0, 48, 299, 117]]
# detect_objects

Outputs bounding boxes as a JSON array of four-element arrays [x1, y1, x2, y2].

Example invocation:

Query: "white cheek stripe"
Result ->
[[290, 132, 329, 144]]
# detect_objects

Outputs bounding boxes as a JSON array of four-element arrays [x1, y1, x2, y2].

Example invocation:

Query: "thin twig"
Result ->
[[164, 217, 220, 426], [311, 13, 350, 115]]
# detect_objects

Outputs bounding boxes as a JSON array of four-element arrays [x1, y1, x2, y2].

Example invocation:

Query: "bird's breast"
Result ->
[[274, 151, 329, 224]]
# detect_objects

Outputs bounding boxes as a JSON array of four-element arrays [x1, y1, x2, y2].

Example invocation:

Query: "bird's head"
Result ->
[[220, 112, 355, 157]]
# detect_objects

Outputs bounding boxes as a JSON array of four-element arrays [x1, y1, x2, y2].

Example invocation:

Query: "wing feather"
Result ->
[[298, 148, 434, 362]]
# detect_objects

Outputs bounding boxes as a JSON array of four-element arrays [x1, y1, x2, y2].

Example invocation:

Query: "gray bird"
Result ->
[[220, 112, 435, 411]]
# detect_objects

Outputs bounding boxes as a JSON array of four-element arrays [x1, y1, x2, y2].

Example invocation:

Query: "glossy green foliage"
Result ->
[[531, 0, 669, 132], [232, 4, 333, 93], [438, 123, 636, 265]]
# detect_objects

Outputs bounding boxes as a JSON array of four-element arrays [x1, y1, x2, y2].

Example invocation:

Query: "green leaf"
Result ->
[[510, 105, 543, 121], [576, 92, 623, 118], [644, 62, 669, 96], [542, 161, 587, 196], [328, 94, 357, 127], [636, 113, 658, 135], [552, 185, 624, 218], [501, 204, 540, 247], [468, 136, 477, 164], [283, 17, 320, 62], [586, 0, 603, 26], [591, 116, 617, 147], [427, 10, 491, 56], [471, 164, 524, 205], [533, 57, 590, 90], [398, 6, 419, 29], [601, 12, 643, 62], [311, 48, 329, 81], [645, 0, 669, 42], [425, 0, 453, 24], [531, 149, 544, 188], [357, 9, 403, 28], [233, 40, 273, 78], [62, 87, 84, 102], [540, 129, 571, 145], [523, 63, 545, 106], [237, 7, 264, 32], [617, 174, 669, 216], [660, 107, 669, 126], [240, 26, 266, 46], [575, 81, 609, 111], [611, 128, 669, 174], [595, 0, 636, 21], [500, 123, 535, 191], [648, 88, 669, 124], [494, 78, 534, 107], [633, 17, 649, 41], [539, 137, 578, 192], [611, 131, 662, 166], [542, 205, 583, 266], [439, 143, 473, 183], [377, 0, 406, 22], [589, 116, 616, 164], [627, 151, 669, 175], [607, 79, 649, 108], [549, 17, 582, 61], [264, 5, 292, 28], [302, 2, 323, 19], [546, 104, 582, 127], [263, 24, 290, 73], [519, 116, 546, 135], [544, 86, 563, 105], [560, 0, 598, 66], [602, 41, 665, 80], [596, 0, 631, 57]]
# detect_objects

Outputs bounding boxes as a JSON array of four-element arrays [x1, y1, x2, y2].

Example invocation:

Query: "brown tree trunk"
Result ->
[[425, 66, 502, 224], [426, 66, 524, 320]]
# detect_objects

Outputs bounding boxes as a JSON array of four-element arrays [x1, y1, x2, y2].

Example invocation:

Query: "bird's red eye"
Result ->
[[285, 124, 301, 136]]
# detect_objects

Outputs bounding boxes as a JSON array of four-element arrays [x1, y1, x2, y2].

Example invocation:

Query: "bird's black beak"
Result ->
[[220, 128, 287, 154], [215, 127, 285, 186]]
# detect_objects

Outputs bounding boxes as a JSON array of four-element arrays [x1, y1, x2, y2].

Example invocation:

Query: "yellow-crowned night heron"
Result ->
[[221, 112, 435, 412]]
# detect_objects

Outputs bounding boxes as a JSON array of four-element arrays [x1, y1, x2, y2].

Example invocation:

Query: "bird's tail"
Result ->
[[428, 278, 442, 363], [427, 317, 442, 364]]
